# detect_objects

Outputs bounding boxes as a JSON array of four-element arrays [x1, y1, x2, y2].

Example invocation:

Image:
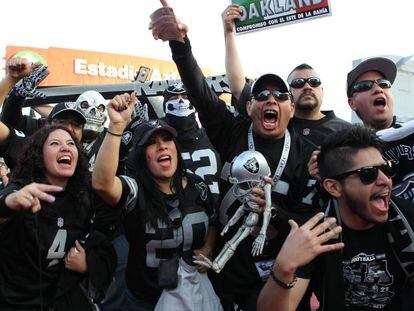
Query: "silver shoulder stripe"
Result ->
[[119, 175, 138, 214]]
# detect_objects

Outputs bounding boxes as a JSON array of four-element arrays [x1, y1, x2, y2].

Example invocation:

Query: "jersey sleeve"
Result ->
[[118, 175, 138, 214]]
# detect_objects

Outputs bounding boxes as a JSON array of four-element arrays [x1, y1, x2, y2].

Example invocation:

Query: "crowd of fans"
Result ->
[[0, 1, 413, 311]]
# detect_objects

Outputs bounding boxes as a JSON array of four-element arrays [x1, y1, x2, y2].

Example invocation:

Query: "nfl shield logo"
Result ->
[[57, 217, 64, 228]]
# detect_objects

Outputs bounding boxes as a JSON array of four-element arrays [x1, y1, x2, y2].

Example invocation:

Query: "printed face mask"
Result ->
[[164, 98, 195, 117]]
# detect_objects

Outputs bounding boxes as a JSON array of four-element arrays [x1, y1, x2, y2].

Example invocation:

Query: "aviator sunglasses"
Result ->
[[352, 79, 391, 95], [289, 77, 322, 89], [329, 160, 395, 185], [253, 89, 291, 101]]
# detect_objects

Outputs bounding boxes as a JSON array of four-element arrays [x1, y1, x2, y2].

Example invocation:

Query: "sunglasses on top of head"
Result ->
[[253, 89, 292, 102], [352, 79, 391, 95], [289, 77, 322, 89], [146, 133, 174, 146], [328, 160, 395, 185]]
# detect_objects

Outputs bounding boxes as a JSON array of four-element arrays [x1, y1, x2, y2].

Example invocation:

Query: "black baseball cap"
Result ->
[[163, 83, 187, 103], [347, 57, 397, 97], [48, 102, 87, 125], [133, 119, 177, 147], [251, 73, 289, 96]]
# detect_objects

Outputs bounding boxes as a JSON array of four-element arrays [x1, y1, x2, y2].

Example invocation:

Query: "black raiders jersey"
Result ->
[[190, 97, 318, 290], [291, 111, 351, 152], [177, 127, 221, 202], [377, 119, 414, 202], [118, 173, 216, 303], [0, 181, 93, 307], [168, 35, 318, 289]]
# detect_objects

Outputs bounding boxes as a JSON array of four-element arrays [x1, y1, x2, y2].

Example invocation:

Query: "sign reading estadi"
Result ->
[[232, 0, 331, 34], [5, 46, 213, 87]]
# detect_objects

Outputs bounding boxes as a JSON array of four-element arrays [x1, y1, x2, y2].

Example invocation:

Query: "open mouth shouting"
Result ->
[[57, 155, 72, 167], [263, 109, 278, 129], [157, 154, 172, 169], [370, 190, 390, 214], [373, 96, 387, 111]]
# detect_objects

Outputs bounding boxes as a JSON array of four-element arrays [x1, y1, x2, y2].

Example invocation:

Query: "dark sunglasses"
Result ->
[[289, 77, 322, 89], [253, 89, 291, 102], [329, 161, 395, 185], [352, 79, 391, 95]]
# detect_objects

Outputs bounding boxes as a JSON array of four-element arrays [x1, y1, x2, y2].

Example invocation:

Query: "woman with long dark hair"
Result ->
[[93, 93, 220, 310], [0, 125, 115, 310]]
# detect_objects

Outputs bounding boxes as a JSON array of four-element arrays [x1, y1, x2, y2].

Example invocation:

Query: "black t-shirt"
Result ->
[[342, 223, 405, 310], [291, 111, 351, 151], [296, 222, 406, 311], [118, 173, 216, 304]]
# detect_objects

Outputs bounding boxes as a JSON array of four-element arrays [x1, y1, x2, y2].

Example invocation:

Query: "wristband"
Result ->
[[107, 130, 123, 137], [270, 270, 297, 289]]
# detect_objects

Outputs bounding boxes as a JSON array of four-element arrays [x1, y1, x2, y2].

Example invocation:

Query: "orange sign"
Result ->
[[5, 46, 213, 87]]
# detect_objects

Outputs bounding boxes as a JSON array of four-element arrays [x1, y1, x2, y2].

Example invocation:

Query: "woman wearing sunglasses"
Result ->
[[92, 93, 220, 310], [0, 125, 116, 310]]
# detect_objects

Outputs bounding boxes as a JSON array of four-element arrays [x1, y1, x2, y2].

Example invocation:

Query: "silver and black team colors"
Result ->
[[377, 118, 414, 202], [117, 173, 216, 304], [0, 180, 116, 310], [169, 36, 319, 308], [176, 126, 221, 204]]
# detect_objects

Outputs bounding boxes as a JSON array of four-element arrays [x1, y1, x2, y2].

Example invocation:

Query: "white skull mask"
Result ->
[[75, 90, 107, 133], [165, 98, 195, 117]]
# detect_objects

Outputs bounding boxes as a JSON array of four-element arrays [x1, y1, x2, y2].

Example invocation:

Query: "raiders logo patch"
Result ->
[[148, 120, 161, 128], [303, 128, 310, 136], [243, 157, 259, 174], [121, 131, 132, 145], [64, 102, 77, 109], [195, 182, 208, 201]]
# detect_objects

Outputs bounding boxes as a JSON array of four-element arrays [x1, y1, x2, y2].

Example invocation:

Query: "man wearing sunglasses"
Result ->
[[151, 5, 319, 310], [220, 6, 349, 154], [287, 64, 350, 150], [346, 57, 414, 204], [258, 125, 414, 311], [347, 57, 396, 131]]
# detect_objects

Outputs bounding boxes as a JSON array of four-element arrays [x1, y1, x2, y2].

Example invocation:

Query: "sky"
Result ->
[[1, 0, 413, 121]]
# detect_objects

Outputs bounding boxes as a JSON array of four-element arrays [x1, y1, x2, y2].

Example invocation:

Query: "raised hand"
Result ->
[[12, 65, 49, 99], [6, 58, 42, 82], [107, 92, 136, 128], [4, 183, 63, 213], [149, 0, 188, 43], [222, 4, 242, 34], [276, 212, 344, 274], [132, 98, 149, 125]]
